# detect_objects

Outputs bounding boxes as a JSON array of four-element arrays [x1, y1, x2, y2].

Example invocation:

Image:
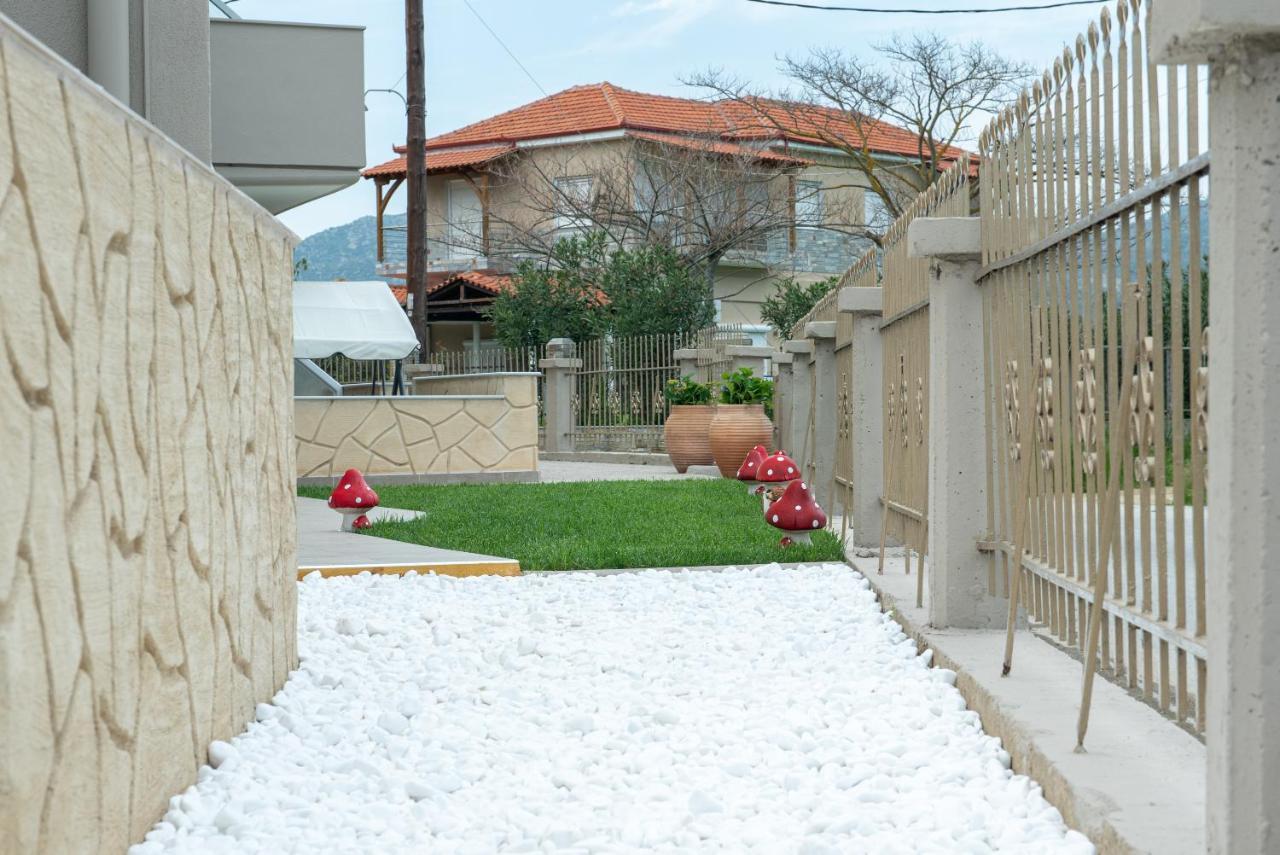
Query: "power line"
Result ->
[[460, 0, 548, 97], [746, 0, 1107, 13]]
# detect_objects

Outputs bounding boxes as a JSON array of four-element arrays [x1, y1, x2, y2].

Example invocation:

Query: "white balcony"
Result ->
[[210, 19, 365, 214]]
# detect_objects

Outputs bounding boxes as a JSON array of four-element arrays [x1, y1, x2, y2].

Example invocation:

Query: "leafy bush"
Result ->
[[487, 232, 714, 347], [664, 375, 713, 405], [760, 275, 839, 338], [718, 367, 773, 416]]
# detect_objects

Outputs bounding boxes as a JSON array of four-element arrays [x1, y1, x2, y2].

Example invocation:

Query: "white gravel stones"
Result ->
[[130, 564, 1093, 854]]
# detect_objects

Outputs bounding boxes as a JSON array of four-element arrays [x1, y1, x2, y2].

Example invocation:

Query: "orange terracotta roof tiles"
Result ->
[[382, 269, 514, 298], [361, 143, 515, 179], [625, 131, 810, 166], [364, 83, 971, 182]]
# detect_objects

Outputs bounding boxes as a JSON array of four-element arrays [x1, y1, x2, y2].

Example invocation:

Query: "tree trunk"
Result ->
[[405, 0, 428, 351], [703, 251, 722, 323]]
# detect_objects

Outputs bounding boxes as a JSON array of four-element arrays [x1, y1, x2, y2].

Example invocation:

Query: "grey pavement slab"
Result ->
[[296, 497, 515, 570], [537, 460, 720, 483]]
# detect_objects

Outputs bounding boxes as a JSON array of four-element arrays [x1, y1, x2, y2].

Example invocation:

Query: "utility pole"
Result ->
[[405, 0, 428, 351]]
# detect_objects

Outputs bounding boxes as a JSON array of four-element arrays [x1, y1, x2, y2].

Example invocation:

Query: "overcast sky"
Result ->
[[223, 0, 1112, 238]]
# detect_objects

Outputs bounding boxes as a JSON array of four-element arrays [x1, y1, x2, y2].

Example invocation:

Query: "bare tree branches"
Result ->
[[687, 33, 1031, 230]]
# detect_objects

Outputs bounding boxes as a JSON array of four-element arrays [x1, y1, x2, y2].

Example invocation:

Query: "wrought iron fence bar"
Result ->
[[980, 152, 1210, 280]]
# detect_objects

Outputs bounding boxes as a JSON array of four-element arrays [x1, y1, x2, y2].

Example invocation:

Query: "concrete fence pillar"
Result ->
[[725, 345, 772, 378], [907, 216, 1005, 630], [772, 351, 794, 451], [804, 321, 838, 507], [673, 348, 699, 381], [783, 339, 814, 458], [539, 338, 581, 454], [837, 287, 887, 548], [1153, 6, 1280, 851]]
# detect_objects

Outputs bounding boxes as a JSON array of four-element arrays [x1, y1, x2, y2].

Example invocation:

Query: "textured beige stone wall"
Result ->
[[0, 16, 297, 853], [296, 376, 538, 479]]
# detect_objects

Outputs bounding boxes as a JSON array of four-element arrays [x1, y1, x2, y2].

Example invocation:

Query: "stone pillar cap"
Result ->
[[838, 286, 883, 316], [772, 351, 794, 365], [538, 357, 582, 369], [907, 217, 981, 262], [725, 345, 773, 357], [783, 339, 814, 355], [804, 321, 836, 340]]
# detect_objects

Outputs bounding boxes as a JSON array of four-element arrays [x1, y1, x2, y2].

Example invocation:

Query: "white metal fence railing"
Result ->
[[977, 0, 1209, 737]]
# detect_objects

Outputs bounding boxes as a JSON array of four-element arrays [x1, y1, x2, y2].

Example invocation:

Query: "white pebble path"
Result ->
[[131, 563, 1094, 854]]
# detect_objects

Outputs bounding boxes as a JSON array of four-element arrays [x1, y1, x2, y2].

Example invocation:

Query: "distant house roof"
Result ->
[[362, 82, 968, 181], [361, 143, 516, 179], [383, 269, 514, 305]]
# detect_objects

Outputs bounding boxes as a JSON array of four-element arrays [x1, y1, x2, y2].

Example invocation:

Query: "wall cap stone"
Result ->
[[838, 287, 884, 316], [725, 345, 773, 357], [783, 339, 814, 354], [1150, 0, 1280, 63], [538, 358, 583, 369], [907, 217, 981, 262], [804, 321, 836, 340], [294, 394, 505, 401], [772, 352, 794, 365]]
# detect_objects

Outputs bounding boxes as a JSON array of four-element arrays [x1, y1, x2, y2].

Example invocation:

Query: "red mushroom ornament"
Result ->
[[753, 449, 801, 509], [765, 479, 828, 546], [735, 445, 770, 495], [328, 468, 380, 532]]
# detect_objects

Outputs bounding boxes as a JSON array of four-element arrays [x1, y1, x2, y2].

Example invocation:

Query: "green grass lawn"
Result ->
[[298, 479, 845, 571]]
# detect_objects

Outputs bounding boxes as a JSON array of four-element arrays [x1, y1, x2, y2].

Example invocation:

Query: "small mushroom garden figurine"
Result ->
[[328, 468, 379, 532], [752, 449, 801, 510], [765, 479, 828, 546], [735, 445, 769, 495]]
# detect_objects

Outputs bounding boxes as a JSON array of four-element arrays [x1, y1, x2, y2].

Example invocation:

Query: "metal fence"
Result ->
[[977, 0, 1209, 735], [570, 332, 694, 451], [878, 161, 973, 607]]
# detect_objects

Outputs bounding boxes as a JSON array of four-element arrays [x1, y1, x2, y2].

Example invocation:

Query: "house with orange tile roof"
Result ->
[[363, 82, 967, 353]]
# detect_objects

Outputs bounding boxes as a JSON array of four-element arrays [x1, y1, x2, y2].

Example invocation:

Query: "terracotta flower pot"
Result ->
[[664, 404, 715, 473], [708, 404, 774, 478]]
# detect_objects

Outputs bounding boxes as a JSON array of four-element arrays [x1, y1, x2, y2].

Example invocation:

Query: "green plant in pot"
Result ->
[[708, 368, 775, 477], [663, 375, 715, 473]]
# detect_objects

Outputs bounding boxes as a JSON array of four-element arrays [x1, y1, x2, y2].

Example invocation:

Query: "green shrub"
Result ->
[[664, 375, 713, 405]]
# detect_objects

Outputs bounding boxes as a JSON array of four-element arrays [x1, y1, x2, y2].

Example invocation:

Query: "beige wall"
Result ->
[[0, 15, 297, 854], [295, 375, 538, 481]]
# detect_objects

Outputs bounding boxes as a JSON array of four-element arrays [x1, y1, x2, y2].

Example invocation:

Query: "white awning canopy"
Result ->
[[293, 281, 418, 360]]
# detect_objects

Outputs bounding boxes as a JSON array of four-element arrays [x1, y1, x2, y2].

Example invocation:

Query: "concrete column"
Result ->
[[1153, 7, 1280, 851], [726, 345, 772, 378], [907, 216, 1004, 629], [804, 321, 837, 506], [783, 339, 814, 459], [772, 351, 794, 452], [673, 348, 699, 381], [838, 287, 887, 548], [538, 338, 581, 454]]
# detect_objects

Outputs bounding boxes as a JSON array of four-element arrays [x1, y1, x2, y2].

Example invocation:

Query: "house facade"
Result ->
[[364, 83, 958, 352]]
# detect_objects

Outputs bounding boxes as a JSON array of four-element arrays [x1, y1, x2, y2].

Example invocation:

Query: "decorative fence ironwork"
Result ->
[[977, 0, 1209, 737], [422, 344, 540, 375], [570, 332, 694, 451], [311, 355, 402, 393], [878, 160, 973, 607]]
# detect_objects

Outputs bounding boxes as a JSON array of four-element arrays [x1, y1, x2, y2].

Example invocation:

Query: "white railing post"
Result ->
[[1153, 6, 1280, 851], [804, 321, 838, 507], [538, 338, 580, 454], [907, 217, 1004, 629], [837, 287, 886, 548], [783, 339, 814, 458]]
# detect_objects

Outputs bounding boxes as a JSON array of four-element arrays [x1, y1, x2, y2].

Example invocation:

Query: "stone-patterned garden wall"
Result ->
[[295, 376, 539, 483], [0, 16, 297, 853]]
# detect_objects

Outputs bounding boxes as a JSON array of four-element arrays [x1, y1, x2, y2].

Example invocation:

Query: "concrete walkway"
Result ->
[[538, 459, 720, 482], [296, 497, 519, 577]]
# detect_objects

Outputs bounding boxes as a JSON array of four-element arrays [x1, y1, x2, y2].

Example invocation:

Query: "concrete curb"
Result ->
[[538, 450, 672, 466], [848, 549, 1205, 855]]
